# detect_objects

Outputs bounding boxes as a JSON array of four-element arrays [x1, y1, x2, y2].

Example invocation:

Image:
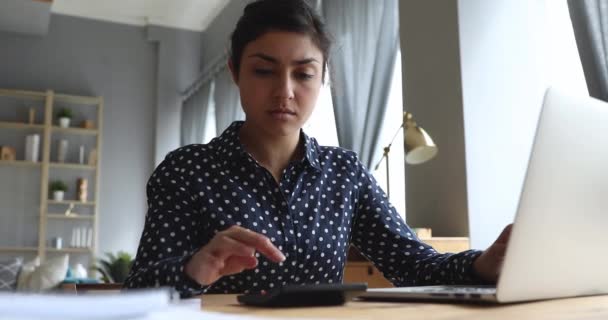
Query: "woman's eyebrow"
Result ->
[[248, 53, 320, 65]]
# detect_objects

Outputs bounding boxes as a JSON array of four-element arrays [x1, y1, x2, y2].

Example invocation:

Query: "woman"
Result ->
[[124, 0, 510, 298]]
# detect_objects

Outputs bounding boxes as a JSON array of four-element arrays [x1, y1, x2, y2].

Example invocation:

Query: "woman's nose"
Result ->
[[273, 72, 295, 100]]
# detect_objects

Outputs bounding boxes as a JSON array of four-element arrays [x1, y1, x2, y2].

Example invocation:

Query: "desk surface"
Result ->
[[200, 294, 608, 319]]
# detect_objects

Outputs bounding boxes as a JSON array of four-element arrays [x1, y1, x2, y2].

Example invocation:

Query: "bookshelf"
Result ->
[[0, 88, 103, 269]]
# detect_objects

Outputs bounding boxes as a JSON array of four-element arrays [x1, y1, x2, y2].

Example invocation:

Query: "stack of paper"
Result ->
[[0, 289, 171, 320], [0, 290, 278, 320]]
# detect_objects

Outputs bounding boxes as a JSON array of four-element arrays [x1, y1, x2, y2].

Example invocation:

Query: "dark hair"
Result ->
[[230, 0, 331, 80]]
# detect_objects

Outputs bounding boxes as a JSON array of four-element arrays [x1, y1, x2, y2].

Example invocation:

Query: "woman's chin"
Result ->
[[263, 121, 301, 137]]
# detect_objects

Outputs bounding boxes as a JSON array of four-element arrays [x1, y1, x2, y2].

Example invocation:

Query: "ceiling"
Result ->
[[50, 0, 229, 32]]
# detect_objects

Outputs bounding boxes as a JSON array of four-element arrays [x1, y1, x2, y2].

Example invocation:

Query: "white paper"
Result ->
[[0, 290, 273, 320], [0, 289, 171, 320], [145, 306, 283, 320]]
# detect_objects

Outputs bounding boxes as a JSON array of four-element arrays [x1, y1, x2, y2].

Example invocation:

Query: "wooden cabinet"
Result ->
[[343, 237, 470, 287]]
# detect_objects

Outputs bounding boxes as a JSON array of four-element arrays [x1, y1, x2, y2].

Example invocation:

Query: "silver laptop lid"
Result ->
[[496, 88, 608, 303]]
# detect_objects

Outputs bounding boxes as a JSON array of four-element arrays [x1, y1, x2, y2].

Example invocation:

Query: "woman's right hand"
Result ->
[[185, 225, 286, 286]]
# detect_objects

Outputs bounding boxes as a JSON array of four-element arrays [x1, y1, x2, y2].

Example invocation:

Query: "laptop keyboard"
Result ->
[[409, 285, 497, 294]]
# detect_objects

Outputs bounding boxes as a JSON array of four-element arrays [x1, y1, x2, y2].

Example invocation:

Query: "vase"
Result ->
[[59, 117, 71, 128], [77, 178, 88, 202], [53, 191, 64, 201], [57, 139, 68, 163]]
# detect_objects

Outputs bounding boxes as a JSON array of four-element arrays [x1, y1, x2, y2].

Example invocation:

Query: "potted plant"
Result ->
[[94, 251, 134, 283], [57, 108, 73, 128], [50, 180, 68, 201]]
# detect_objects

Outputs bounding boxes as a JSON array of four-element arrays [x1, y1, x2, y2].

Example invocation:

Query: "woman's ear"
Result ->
[[228, 60, 239, 84]]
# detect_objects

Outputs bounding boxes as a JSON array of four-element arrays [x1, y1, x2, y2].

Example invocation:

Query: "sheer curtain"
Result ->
[[214, 69, 244, 135], [568, 0, 608, 101], [322, 0, 400, 168], [181, 81, 215, 146]]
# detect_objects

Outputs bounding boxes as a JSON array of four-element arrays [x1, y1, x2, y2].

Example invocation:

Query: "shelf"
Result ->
[[0, 121, 45, 130], [0, 247, 38, 252], [0, 88, 46, 100], [52, 126, 98, 136], [47, 200, 96, 206], [47, 213, 94, 220], [0, 160, 42, 168], [46, 248, 92, 254], [1, 88, 101, 266], [49, 162, 96, 170]]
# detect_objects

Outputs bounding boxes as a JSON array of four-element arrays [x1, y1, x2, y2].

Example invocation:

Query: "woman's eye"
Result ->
[[296, 73, 314, 80], [254, 69, 273, 76]]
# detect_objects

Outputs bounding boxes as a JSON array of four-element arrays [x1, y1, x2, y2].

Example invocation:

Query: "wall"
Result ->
[[398, 1, 470, 238], [199, 0, 250, 69], [398, 1, 552, 248], [0, 14, 161, 256], [147, 26, 202, 165], [0, 0, 51, 35], [458, 0, 548, 248]]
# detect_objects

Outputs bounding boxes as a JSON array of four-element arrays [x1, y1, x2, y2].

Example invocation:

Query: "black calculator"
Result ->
[[237, 283, 368, 307]]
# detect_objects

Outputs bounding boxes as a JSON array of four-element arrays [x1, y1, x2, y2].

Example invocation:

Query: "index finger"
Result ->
[[225, 226, 286, 263]]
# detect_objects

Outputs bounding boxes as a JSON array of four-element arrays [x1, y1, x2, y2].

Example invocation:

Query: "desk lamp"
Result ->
[[373, 112, 437, 198]]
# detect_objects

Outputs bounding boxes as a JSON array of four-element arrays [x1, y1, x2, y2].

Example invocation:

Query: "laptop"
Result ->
[[359, 87, 608, 303]]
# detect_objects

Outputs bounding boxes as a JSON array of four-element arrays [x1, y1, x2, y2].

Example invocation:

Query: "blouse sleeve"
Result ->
[[123, 150, 209, 298], [350, 160, 485, 286]]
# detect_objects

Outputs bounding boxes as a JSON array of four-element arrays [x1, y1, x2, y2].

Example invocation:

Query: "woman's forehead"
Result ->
[[242, 31, 323, 63]]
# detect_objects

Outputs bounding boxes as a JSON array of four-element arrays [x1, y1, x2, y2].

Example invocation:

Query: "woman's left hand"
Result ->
[[472, 224, 513, 283]]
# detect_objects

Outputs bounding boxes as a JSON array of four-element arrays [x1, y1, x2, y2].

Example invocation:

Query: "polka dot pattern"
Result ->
[[124, 121, 483, 298]]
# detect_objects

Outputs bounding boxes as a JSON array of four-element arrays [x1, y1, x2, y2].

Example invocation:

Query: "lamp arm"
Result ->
[[373, 123, 404, 171]]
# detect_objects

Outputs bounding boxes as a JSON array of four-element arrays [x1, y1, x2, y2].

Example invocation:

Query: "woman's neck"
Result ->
[[239, 122, 303, 182]]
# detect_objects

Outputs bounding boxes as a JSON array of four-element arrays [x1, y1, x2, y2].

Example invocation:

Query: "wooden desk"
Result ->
[[200, 294, 608, 319]]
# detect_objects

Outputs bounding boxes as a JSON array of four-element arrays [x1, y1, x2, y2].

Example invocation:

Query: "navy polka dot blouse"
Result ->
[[124, 121, 484, 298]]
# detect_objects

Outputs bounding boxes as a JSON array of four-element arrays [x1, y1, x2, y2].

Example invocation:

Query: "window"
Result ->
[[306, 55, 407, 220], [544, 0, 587, 95], [303, 74, 340, 147], [370, 51, 406, 220], [202, 99, 217, 144]]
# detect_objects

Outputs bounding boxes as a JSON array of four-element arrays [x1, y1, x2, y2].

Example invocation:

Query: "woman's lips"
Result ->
[[268, 109, 296, 120]]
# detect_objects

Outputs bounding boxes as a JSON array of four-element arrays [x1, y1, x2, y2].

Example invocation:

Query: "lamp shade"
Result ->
[[403, 112, 438, 165]]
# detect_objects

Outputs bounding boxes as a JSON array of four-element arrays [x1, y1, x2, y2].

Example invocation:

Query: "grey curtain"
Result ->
[[568, 0, 608, 100], [181, 81, 215, 146], [214, 69, 245, 135], [322, 0, 399, 168]]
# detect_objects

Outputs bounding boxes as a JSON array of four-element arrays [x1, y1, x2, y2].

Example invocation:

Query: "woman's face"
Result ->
[[231, 31, 324, 138]]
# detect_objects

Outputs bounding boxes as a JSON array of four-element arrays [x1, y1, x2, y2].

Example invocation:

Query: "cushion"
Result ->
[[17, 255, 68, 292], [0, 257, 23, 291], [16, 256, 40, 291]]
